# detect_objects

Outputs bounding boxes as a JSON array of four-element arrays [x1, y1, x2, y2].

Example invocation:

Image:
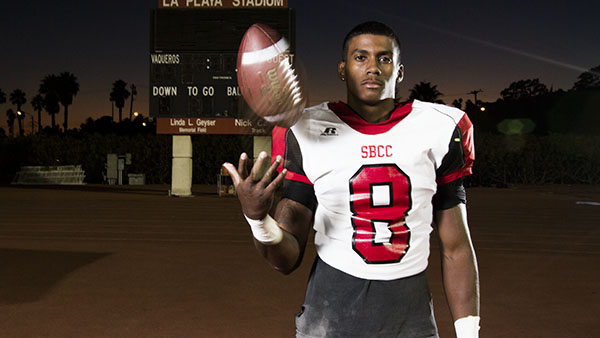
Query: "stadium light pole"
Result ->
[[17, 111, 23, 136]]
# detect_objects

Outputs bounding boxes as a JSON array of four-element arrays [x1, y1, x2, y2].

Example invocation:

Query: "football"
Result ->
[[237, 23, 307, 128]]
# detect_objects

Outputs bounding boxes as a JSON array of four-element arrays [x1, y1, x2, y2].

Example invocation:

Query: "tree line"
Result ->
[[407, 64, 600, 135], [406, 65, 600, 105], [2, 64, 599, 137], [1, 65, 599, 185], [1, 74, 137, 137]]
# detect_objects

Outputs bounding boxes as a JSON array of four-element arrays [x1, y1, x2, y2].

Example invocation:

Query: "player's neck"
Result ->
[[347, 97, 396, 123]]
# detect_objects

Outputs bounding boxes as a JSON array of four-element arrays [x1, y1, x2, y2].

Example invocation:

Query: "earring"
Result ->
[[341, 77, 345, 81]]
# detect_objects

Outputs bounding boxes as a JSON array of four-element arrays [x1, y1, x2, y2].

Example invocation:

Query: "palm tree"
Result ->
[[44, 94, 61, 129], [10, 89, 27, 136], [109, 93, 115, 120], [409, 81, 445, 104], [57, 72, 80, 132], [6, 109, 16, 137], [40, 74, 61, 129], [31, 94, 44, 132], [129, 83, 137, 119], [110, 79, 130, 122]]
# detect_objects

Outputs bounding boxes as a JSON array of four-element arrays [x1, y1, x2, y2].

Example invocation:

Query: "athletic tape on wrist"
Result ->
[[454, 316, 480, 338], [244, 214, 283, 245]]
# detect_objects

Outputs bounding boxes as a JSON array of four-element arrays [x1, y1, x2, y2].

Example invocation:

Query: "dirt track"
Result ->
[[1, 184, 599, 337]]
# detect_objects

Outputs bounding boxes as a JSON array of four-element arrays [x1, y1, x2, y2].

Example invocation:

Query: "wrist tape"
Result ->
[[454, 316, 480, 338], [244, 214, 283, 245]]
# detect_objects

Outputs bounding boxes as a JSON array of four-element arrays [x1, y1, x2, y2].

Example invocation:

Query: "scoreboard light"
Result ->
[[149, 7, 295, 135]]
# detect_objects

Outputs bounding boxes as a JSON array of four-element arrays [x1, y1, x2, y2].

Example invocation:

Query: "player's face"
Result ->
[[339, 34, 403, 106]]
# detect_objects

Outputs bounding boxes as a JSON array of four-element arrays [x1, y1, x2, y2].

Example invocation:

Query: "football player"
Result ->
[[223, 21, 480, 338]]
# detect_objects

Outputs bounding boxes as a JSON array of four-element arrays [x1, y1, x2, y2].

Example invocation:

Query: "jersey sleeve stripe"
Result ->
[[437, 168, 472, 185], [285, 171, 313, 185]]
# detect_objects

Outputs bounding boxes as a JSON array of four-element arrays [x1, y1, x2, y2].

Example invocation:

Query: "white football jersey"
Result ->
[[272, 100, 474, 280]]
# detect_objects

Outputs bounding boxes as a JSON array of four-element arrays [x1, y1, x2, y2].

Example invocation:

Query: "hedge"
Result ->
[[470, 133, 600, 186], [0, 133, 253, 184], [1, 133, 598, 185]]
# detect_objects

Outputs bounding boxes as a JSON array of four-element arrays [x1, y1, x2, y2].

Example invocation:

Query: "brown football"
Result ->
[[237, 23, 306, 128]]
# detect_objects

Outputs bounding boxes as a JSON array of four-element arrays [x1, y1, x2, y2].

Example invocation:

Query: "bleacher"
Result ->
[[12, 165, 86, 185]]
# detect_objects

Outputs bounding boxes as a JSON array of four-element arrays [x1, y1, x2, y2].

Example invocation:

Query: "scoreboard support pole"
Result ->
[[171, 135, 193, 197], [253, 135, 272, 159]]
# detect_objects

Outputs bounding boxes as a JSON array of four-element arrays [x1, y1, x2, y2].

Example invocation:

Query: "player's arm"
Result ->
[[223, 151, 313, 274], [433, 181, 480, 337], [254, 197, 313, 274], [433, 110, 479, 336], [436, 203, 479, 317]]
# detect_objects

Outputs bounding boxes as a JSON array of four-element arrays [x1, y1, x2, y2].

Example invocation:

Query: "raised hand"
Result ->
[[222, 151, 287, 220]]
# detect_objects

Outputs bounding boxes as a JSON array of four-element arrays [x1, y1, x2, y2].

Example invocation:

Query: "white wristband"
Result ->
[[244, 214, 283, 245], [454, 316, 480, 338]]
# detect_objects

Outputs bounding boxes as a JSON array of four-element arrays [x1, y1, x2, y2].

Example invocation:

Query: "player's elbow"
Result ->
[[441, 239, 475, 261], [441, 246, 471, 264], [273, 256, 304, 275], [269, 260, 300, 275], [276, 265, 297, 275]]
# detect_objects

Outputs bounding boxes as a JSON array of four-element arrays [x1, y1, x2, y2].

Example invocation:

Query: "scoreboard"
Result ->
[[149, 5, 295, 134]]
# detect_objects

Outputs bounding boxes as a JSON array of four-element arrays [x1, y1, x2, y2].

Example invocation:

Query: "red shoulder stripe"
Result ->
[[272, 126, 313, 185], [271, 126, 287, 173]]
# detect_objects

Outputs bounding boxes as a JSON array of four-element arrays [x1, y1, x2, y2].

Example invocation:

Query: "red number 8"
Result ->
[[349, 164, 412, 264]]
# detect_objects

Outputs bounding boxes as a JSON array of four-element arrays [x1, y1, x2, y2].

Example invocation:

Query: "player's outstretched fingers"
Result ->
[[237, 152, 249, 179], [223, 153, 250, 187], [261, 154, 282, 184], [264, 158, 287, 195], [222, 162, 242, 187], [266, 168, 287, 195], [250, 151, 271, 182]]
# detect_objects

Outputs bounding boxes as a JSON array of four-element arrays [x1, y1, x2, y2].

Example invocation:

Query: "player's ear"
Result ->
[[396, 64, 404, 84], [338, 61, 346, 81]]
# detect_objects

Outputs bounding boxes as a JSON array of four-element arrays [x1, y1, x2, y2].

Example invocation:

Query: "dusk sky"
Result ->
[[1, 0, 598, 132]]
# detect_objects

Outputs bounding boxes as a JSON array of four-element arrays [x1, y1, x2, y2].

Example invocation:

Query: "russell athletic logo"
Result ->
[[320, 127, 339, 136]]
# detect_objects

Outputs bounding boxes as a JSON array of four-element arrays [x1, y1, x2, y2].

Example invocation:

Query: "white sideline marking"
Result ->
[[576, 201, 600, 206]]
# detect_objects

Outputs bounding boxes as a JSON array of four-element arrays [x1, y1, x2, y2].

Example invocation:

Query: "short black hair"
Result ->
[[342, 21, 401, 62]]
